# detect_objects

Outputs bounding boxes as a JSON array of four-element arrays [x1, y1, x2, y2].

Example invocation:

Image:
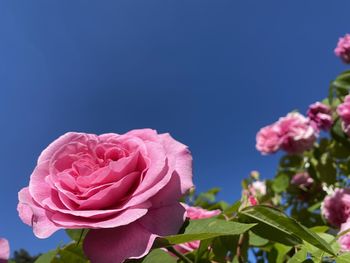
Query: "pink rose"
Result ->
[[307, 102, 333, 131], [256, 124, 282, 154], [256, 112, 317, 155], [17, 129, 193, 263], [0, 238, 9, 263], [278, 112, 317, 154], [322, 188, 350, 227], [173, 204, 221, 254], [335, 34, 350, 63], [291, 172, 314, 190], [337, 95, 350, 136]]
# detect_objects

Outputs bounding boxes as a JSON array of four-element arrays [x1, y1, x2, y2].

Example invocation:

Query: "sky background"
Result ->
[[0, 0, 349, 257]]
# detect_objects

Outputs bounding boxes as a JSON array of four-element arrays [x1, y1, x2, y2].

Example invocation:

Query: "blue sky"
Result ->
[[0, 0, 349, 256]]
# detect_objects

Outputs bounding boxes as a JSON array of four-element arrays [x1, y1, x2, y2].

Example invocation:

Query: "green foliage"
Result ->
[[156, 218, 256, 246]]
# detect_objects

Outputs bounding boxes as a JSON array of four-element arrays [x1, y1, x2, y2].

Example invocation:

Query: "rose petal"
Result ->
[[18, 188, 60, 238], [38, 133, 95, 164], [51, 204, 150, 228], [159, 133, 193, 194], [139, 202, 186, 236], [83, 222, 156, 263]]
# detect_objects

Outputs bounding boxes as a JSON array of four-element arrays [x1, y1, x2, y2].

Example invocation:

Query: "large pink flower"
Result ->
[[0, 238, 9, 263], [256, 124, 282, 154], [307, 102, 333, 131], [322, 188, 350, 228], [337, 95, 350, 136], [17, 129, 193, 263], [335, 34, 350, 63], [173, 205, 221, 254], [278, 112, 317, 154], [339, 220, 350, 251]]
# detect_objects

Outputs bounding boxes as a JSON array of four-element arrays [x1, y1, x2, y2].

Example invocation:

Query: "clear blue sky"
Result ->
[[0, 0, 349, 256]]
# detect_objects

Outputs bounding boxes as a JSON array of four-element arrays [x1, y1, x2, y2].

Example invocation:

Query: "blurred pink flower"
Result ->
[[256, 124, 282, 154], [173, 204, 221, 254], [335, 34, 350, 63], [0, 238, 9, 263], [307, 102, 333, 131], [337, 95, 350, 136], [322, 188, 350, 227], [249, 181, 267, 196], [291, 172, 314, 190], [339, 220, 350, 251]]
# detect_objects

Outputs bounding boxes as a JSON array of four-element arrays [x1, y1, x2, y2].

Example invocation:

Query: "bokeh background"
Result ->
[[0, 0, 349, 256]]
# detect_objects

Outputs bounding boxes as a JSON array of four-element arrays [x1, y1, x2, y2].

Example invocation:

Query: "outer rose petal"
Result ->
[[84, 203, 186, 263], [0, 238, 9, 262], [18, 188, 60, 238], [84, 223, 157, 263], [159, 133, 193, 194], [139, 202, 186, 236]]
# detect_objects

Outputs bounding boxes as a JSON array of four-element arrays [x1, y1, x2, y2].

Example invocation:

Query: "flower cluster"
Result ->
[[256, 102, 334, 155]]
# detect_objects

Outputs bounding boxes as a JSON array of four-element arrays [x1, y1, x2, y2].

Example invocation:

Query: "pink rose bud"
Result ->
[[0, 238, 9, 263], [278, 112, 317, 154], [17, 130, 193, 263], [335, 34, 350, 63], [307, 102, 333, 131], [291, 172, 314, 190], [256, 124, 282, 154], [337, 95, 350, 136], [248, 196, 258, 206], [322, 188, 350, 227], [339, 220, 350, 251], [173, 204, 221, 254]]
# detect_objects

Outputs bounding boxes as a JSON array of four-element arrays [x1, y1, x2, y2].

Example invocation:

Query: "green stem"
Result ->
[[167, 247, 193, 263]]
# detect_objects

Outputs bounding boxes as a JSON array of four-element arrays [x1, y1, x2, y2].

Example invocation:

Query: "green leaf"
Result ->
[[249, 231, 269, 247], [195, 238, 212, 263], [238, 205, 335, 256], [211, 235, 239, 262], [142, 249, 176, 263], [331, 119, 350, 148], [317, 153, 337, 185], [65, 229, 88, 243], [156, 218, 255, 247], [275, 243, 292, 263], [34, 250, 58, 263], [272, 173, 290, 193], [52, 244, 88, 263], [336, 253, 350, 263], [279, 155, 303, 169], [287, 248, 308, 263]]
